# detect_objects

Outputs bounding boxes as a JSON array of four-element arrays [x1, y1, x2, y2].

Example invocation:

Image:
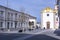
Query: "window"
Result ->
[[7, 22, 9, 29], [15, 21, 17, 28], [0, 22, 3, 27], [15, 13, 17, 17], [8, 12, 10, 17], [7, 12, 10, 20], [11, 13, 13, 16], [11, 22, 13, 28], [15, 13, 17, 19], [56, 18, 58, 21], [11, 13, 13, 19], [19, 23, 20, 27], [0, 11, 3, 16], [29, 21, 34, 26], [32, 21, 34, 25], [47, 14, 49, 16]]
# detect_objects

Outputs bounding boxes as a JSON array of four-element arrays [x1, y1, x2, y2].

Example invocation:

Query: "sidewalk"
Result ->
[[0, 28, 43, 34], [0, 30, 18, 33], [45, 34, 60, 40], [43, 30, 60, 40], [24, 29, 44, 34]]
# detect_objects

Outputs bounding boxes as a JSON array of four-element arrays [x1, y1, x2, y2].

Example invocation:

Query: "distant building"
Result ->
[[41, 7, 59, 29], [0, 5, 36, 31]]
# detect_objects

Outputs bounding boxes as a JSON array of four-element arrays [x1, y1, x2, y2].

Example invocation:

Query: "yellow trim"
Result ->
[[41, 7, 57, 13]]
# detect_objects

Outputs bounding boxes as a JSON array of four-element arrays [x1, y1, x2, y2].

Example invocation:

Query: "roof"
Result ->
[[0, 5, 36, 18], [41, 7, 53, 13], [0, 5, 20, 13], [41, 7, 58, 13]]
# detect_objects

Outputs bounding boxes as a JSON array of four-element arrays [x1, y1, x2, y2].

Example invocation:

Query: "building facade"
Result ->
[[56, 0, 60, 28], [41, 7, 59, 29], [0, 5, 36, 31]]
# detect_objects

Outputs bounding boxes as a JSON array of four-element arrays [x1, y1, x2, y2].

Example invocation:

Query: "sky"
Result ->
[[0, 0, 56, 22]]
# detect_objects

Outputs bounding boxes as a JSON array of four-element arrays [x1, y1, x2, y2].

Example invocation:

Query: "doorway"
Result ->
[[47, 21, 50, 29]]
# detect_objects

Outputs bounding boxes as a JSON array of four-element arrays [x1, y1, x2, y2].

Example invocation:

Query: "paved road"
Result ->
[[0, 33, 31, 40], [25, 34, 59, 40], [14, 29, 59, 40], [0, 29, 60, 40], [42, 29, 60, 40], [24, 28, 44, 34], [24, 29, 59, 40]]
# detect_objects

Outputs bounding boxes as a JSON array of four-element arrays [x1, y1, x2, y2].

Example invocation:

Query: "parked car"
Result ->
[[28, 29, 33, 31], [18, 29, 23, 32], [54, 29, 60, 36], [18, 28, 26, 32], [28, 28, 34, 31]]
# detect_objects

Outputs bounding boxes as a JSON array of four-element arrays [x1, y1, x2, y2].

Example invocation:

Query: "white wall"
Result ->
[[29, 19, 36, 28]]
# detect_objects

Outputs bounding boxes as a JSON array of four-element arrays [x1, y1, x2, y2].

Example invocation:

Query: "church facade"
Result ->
[[41, 7, 59, 30]]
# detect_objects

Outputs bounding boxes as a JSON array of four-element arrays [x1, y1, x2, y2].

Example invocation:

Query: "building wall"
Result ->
[[55, 13, 59, 29], [57, 0, 60, 28], [0, 5, 36, 31]]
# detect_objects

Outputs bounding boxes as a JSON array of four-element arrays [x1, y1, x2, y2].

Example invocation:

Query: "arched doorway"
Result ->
[[46, 21, 50, 29]]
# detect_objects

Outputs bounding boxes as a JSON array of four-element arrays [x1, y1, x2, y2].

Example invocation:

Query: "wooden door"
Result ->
[[47, 22, 50, 29]]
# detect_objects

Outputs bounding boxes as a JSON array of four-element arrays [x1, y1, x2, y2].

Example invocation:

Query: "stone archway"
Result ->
[[46, 21, 50, 29]]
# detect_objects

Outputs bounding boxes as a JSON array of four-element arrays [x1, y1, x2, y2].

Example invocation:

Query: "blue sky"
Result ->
[[0, 0, 56, 22]]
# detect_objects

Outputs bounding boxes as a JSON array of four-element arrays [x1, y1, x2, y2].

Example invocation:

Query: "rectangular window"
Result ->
[[7, 12, 10, 19], [11, 22, 13, 28], [15, 13, 17, 20], [0, 11, 4, 16], [11, 13, 13, 19], [56, 18, 58, 21], [8, 12, 10, 16], [19, 23, 20, 27], [15, 13, 17, 17], [15, 21, 17, 28], [7, 22, 9, 29], [0, 22, 3, 27], [11, 13, 13, 16]]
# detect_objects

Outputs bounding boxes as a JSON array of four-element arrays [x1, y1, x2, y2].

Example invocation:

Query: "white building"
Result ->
[[0, 5, 36, 31], [41, 7, 59, 30], [29, 16, 36, 29]]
